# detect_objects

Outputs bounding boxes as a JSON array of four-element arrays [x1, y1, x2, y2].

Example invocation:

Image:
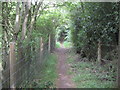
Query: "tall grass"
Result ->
[[24, 53, 58, 88]]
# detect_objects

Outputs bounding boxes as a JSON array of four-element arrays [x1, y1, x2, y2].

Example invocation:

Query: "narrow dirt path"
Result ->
[[55, 47, 75, 88]]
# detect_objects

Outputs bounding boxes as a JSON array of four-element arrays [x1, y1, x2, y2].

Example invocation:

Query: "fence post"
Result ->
[[48, 34, 51, 53], [9, 42, 16, 88], [40, 37, 43, 58]]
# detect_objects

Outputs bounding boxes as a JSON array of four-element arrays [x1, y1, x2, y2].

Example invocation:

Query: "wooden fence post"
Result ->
[[9, 42, 16, 88], [97, 40, 101, 64], [50, 34, 54, 53], [48, 34, 51, 53], [40, 37, 44, 58]]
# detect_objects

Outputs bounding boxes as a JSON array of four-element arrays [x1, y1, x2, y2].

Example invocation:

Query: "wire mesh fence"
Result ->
[[0, 36, 55, 89]]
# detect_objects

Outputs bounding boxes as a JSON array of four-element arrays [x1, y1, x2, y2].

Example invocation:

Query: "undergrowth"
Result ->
[[63, 41, 72, 48], [22, 53, 58, 88], [67, 51, 117, 88], [56, 42, 61, 48]]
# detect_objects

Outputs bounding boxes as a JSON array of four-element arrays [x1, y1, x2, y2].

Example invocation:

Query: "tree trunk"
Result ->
[[21, 2, 29, 40], [50, 34, 56, 52], [28, 2, 43, 38], [40, 37, 44, 59], [14, 3, 20, 36], [118, 5, 120, 87], [97, 40, 101, 64]]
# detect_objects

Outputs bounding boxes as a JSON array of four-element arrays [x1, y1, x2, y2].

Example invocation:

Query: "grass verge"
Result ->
[[63, 41, 72, 48], [67, 52, 116, 88], [56, 41, 73, 48], [56, 42, 61, 48], [24, 53, 58, 88]]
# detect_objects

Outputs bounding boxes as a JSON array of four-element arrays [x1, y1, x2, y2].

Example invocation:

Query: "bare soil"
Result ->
[[55, 47, 75, 88]]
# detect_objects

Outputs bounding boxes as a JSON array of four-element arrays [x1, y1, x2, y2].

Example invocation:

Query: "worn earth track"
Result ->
[[55, 47, 75, 88]]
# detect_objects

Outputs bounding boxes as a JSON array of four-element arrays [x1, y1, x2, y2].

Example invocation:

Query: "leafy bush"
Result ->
[[69, 2, 119, 60]]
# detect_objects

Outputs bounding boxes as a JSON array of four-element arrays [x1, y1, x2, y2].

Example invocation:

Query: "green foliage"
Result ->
[[22, 53, 58, 88], [68, 58, 116, 88], [63, 41, 72, 48], [55, 5, 72, 43], [33, 53, 57, 88], [35, 9, 62, 44], [56, 41, 72, 48], [69, 2, 119, 59], [56, 42, 61, 48], [36, 10, 61, 34]]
